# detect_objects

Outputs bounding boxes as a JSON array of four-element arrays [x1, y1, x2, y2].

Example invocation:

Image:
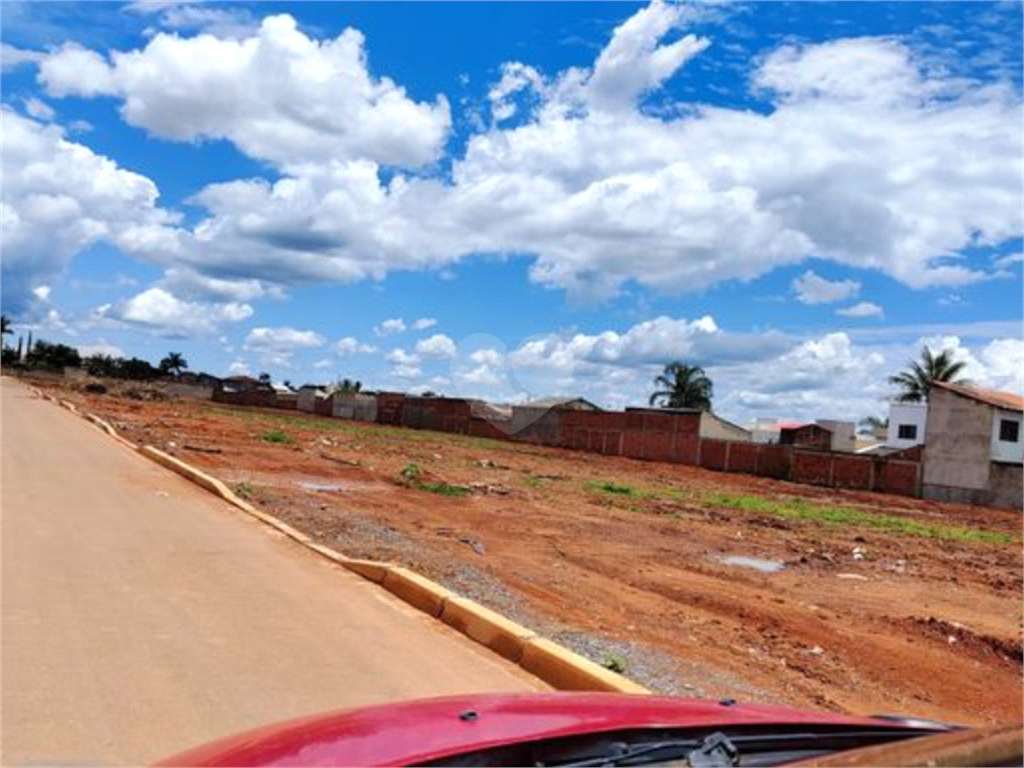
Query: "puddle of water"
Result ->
[[297, 481, 344, 492], [719, 555, 785, 573]]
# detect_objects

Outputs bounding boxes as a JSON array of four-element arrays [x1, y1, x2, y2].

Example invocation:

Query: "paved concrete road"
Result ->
[[1, 380, 544, 766]]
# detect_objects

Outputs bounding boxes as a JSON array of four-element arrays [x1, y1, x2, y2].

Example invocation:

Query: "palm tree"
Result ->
[[888, 346, 969, 402], [159, 352, 188, 376], [1, 315, 11, 339], [649, 362, 713, 411]]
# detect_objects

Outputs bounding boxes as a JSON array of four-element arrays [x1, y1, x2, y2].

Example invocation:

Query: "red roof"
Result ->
[[932, 381, 1024, 412]]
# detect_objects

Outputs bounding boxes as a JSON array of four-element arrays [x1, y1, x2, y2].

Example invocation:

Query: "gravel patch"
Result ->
[[436, 565, 774, 702]]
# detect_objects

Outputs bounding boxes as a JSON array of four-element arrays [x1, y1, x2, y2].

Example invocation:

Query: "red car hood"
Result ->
[[156, 692, 933, 767]]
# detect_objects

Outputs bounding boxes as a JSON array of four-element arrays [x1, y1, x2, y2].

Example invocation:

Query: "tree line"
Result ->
[[2, 314, 189, 380], [646, 345, 968, 416]]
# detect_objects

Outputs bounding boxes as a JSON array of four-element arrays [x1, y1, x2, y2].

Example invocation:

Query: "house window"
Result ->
[[897, 424, 917, 440], [999, 419, 1020, 443]]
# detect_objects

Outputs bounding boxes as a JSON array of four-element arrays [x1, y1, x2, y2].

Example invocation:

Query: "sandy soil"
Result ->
[[47, 380, 1024, 727]]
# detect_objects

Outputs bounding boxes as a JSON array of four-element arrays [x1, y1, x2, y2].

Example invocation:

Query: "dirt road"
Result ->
[[0, 379, 544, 766], [50, 382, 1022, 729]]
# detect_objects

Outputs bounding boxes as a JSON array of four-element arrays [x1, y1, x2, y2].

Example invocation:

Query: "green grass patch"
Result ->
[[260, 429, 292, 444], [584, 479, 662, 500], [585, 479, 638, 495], [401, 462, 422, 482], [418, 482, 472, 497], [524, 476, 545, 489], [706, 493, 1015, 544]]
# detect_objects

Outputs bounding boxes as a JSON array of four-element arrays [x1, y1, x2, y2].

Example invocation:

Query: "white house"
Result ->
[[886, 402, 928, 449]]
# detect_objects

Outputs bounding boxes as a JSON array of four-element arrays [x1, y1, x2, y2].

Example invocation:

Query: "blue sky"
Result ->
[[1, 1, 1021, 423]]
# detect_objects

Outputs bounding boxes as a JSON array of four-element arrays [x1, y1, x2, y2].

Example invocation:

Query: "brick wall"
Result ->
[[874, 459, 920, 497], [699, 439, 729, 471], [375, 392, 406, 425], [831, 454, 873, 490], [726, 441, 758, 473], [792, 450, 833, 486], [212, 389, 277, 408], [755, 444, 793, 480]]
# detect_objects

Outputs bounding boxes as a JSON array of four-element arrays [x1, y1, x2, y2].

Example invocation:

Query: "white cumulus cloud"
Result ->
[[837, 301, 884, 318], [118, 287, 252, 336], [375, 318, 406, 336], [38, 16, 451, 170], [335, 336, 376, 355], [415, 333, 457, 358], [793, 271, 861, 304]]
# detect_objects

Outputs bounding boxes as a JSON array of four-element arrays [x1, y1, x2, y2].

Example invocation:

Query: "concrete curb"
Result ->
[[36, 394, 649, 694], [86, 413, 139, 450]]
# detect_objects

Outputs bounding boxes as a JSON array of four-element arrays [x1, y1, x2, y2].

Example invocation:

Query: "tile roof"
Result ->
[[932, 381, 1024, 412]]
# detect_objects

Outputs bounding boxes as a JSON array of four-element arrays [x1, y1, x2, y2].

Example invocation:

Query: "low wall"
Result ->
[[212, 389, 277, 408], [201, 389, 929, 502]]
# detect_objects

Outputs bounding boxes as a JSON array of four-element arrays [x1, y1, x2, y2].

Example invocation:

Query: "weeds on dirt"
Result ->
[[585, 479, 661, 500], [601, 655, 627, 673], [399, 462, 471, 496], [418, 482, 472, 497], [234, 482, 254, 500], [261, 429, 293, 444], [524, 476, 545, 489], [707, 493, 1015, 544], [585, 479, 638, 495]]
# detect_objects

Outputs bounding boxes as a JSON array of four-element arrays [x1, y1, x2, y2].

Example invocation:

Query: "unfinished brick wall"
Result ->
[[274, 393, 299, 410], [560, 411, 627, 455], [622, 409, 701, 462], [375, 393, 405, 425], [874, 459, 920, 497], [831, 454, 873, 490], [699, 439, 729, 471], [792, 450, 833, 486], [726, 441, 758, 473], [755, 444, 793, 479], [212, 389, 277, 408], [467, 416, 511, 441], [513, 410, 564, 445]]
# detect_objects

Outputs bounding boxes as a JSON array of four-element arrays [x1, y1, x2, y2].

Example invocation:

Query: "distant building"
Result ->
[[296, 384, 329, 412], [632, 407, 752, 442], [509, 396, 600, 434], [217, 375, 270, 393], [779, 422, 832, 451], [887, 402, 928, 449], [921, 382, 1023, 510], [816, 419, 856, 453], [777, 419, 855, 452]]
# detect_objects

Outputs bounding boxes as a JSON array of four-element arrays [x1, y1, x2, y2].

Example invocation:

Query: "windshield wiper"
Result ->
[[550, 728, 934, 768], [556, 731, 739, 768]]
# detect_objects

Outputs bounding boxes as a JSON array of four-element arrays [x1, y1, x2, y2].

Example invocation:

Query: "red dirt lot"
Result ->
[[51, 381, 1024, 727]]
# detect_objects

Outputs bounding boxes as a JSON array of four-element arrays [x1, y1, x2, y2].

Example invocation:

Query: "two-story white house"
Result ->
[[921, 382, 1023, 510]]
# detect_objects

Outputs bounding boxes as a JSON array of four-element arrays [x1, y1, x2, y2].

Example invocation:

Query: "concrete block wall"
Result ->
[[204, 388, 926, 502]]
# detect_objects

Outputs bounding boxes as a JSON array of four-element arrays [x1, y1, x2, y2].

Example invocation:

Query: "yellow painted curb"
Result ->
[[60, 399, 79, 414], [520, 637, 650, 694], [441, 596, 538, 663], [341, 558, 393, 584], [381, 566, 456, 618], [86, 413, 139, 450]]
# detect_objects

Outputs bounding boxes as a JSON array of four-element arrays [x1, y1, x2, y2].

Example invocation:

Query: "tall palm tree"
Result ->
[[159, 352, 188, 376], [649, 361, 713, 411], [0, 314, 11, 340], [888, 346, 969, 402]]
